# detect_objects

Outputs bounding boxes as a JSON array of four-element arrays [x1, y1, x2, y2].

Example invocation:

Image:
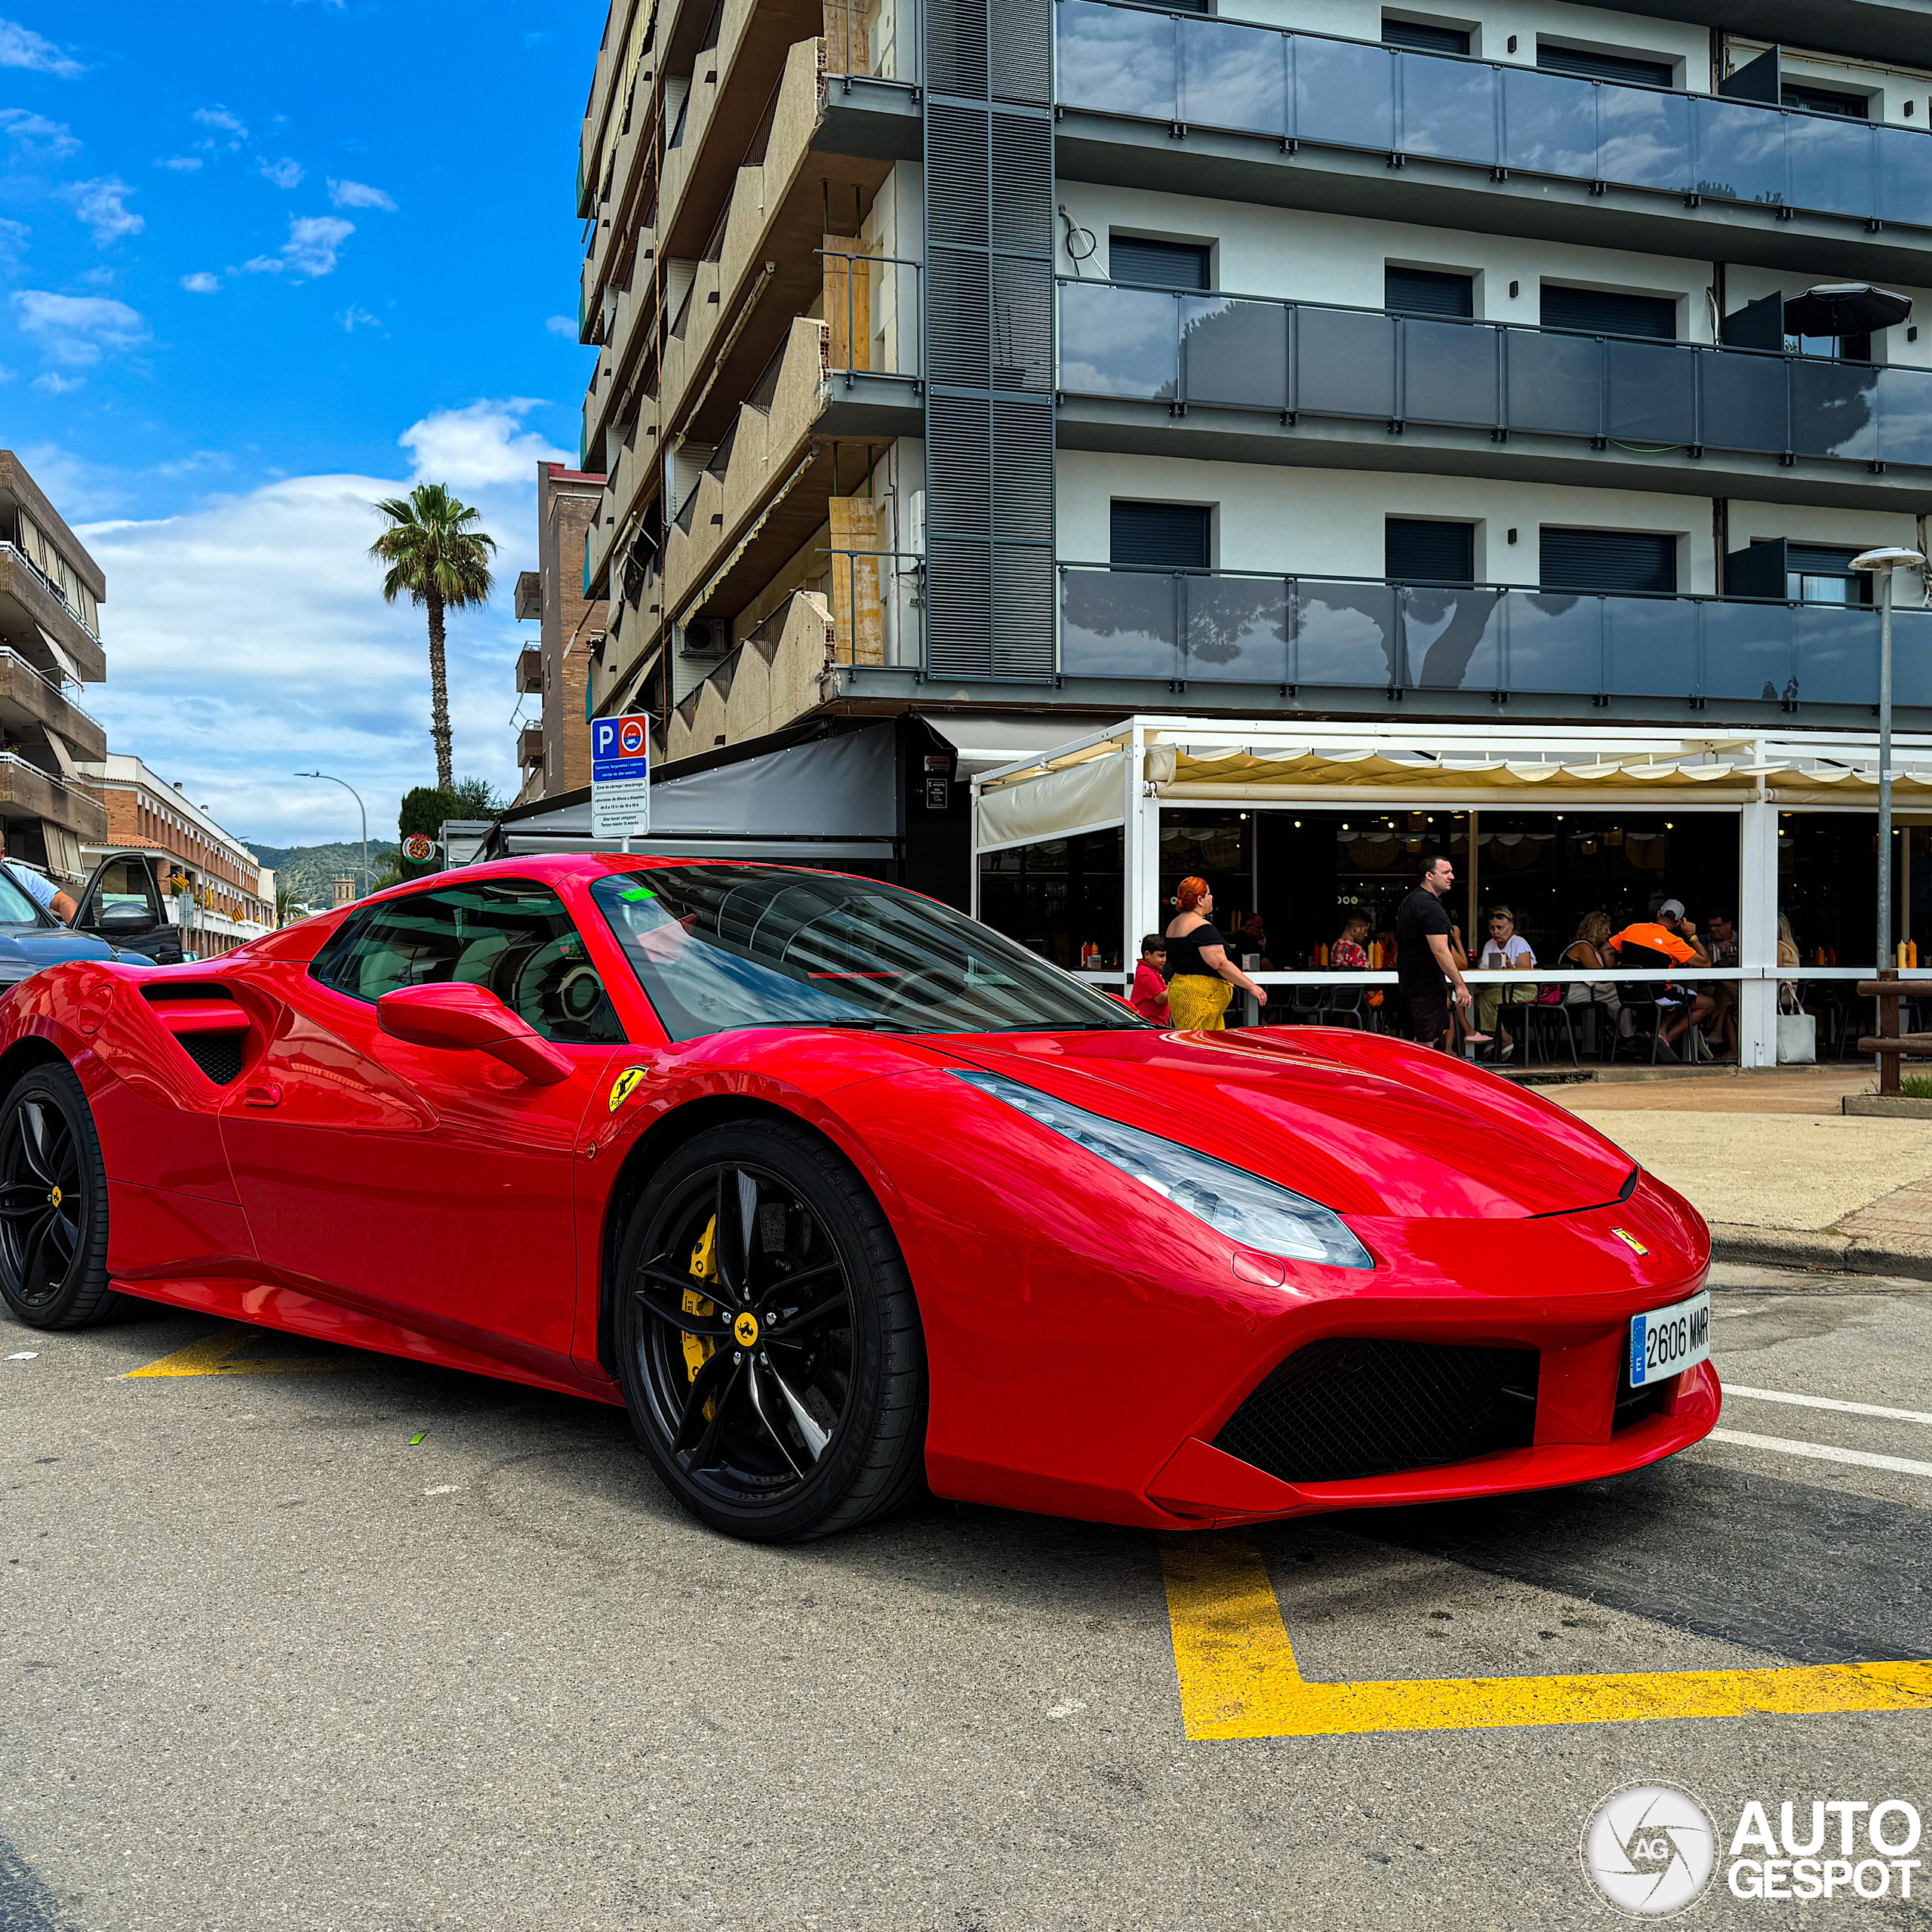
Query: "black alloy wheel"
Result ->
[[0, 1062, 124, 1330], [614, 1119, 927, 1543]]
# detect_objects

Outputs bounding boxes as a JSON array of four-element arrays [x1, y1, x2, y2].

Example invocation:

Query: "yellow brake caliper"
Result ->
[[682, 1215, 721, 1413]]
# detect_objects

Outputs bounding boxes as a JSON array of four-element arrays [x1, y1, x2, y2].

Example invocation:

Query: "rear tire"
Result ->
[[0, 1061, 125, 1330], [613, 1119, 928, 1543]]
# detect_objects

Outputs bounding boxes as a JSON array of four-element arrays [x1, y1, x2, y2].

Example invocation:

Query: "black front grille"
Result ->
[[1613, 1374, 1673, 1432], [1214, 1338, 1540, 1485], [181, 1031, 247, 1085]]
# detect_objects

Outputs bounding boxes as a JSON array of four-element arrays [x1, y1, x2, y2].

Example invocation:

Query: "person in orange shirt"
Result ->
[[1129, 934, 1171, 1025], [1606, 898, 1713, 1058]]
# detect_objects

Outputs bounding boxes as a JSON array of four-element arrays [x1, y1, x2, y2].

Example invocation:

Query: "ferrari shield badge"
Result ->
[[1610, 1227, 1650, 1257], [608, 1066, 649, 1112]]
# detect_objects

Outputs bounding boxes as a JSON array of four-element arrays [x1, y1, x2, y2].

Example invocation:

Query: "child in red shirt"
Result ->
[[1131, 934, 1171, 1024]]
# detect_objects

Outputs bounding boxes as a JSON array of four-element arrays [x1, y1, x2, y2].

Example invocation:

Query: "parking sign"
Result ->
[[591, 712, 651, 838]]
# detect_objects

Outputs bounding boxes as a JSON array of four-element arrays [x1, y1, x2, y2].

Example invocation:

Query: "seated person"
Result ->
[[1606, 899, 1713, 1058], [1475, 906, 1537, 1060], [1235, 912, 1272, 971], [1331, 911, 1371, 972], [1130, 934, 1170, 1024]]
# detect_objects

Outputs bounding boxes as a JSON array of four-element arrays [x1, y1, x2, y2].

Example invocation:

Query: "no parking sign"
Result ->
[[591, 712, 651, 839]]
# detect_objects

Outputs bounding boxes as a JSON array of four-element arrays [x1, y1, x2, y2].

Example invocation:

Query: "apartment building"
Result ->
[[570, 0, 1932, 1061], [78, 755, 275, 958], [512, 461, 611, 802], [0, 451, 110, 881]]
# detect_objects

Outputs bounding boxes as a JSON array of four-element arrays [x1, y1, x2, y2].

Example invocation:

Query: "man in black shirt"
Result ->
[[1395, 855, 1474, 1050]]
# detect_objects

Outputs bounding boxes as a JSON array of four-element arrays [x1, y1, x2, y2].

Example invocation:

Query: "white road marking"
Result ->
[[423, 1484, 463, 1497], [1708, 1427, 1932, 1478], [7, 1350, 38, 1360], [1724, 1384, 1932, 1428]]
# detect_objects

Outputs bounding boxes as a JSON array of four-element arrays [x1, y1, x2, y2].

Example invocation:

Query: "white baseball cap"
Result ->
[[1657, 898, 1686, 920]]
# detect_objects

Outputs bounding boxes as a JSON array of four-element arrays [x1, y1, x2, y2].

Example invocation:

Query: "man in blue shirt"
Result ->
[[0, 834, 77, 923]]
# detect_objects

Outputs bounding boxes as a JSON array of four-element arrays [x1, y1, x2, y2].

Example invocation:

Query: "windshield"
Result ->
[[0, 867, 48, 925], [589, 866, 1146, 1041]]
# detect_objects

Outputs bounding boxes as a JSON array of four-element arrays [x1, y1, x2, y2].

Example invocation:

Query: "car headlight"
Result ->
[[952, 1069, 1373, 1270]]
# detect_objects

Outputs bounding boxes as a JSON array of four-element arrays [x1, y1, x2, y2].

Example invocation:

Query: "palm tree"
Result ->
[[368, 482, 497, 790]]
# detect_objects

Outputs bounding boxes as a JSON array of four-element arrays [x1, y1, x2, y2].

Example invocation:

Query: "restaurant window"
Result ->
[[1112, 501, 1211, 571], [1386, 518, 1475, 585], [1540, 285, 1676, 341], [977, 829, 1124, 970], [1382, 15, 1469, 55], [1537, 42, 1672, 88], [1108, 236, 1211, 291], [1540, 528, 1678, 595], [1782, 81, 1869, 118], [1384, 266, 1474, 319]]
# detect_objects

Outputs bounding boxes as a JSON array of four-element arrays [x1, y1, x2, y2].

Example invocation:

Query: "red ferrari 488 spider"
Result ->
[[0, 855, 1718, 1540]]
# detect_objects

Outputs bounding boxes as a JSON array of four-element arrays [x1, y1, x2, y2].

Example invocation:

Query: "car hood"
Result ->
[[0, 927, 118, 976], [931, 1026, 1638, 1221]]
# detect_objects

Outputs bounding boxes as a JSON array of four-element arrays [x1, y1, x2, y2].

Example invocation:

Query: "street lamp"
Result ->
[[294, 764, 368, 900], [1850, 546, 1927, 969]]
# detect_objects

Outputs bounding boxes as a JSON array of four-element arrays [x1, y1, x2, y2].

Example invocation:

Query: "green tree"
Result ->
[[398, 777, 506, 881], [369, 483, 497, 790]]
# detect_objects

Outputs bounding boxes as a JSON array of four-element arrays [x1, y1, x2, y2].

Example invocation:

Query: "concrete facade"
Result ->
[[514, 462, 609, 803]]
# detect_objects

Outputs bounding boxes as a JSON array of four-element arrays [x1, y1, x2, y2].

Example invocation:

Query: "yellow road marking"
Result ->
[[125, 1322, 343, 1378], [1161, 1534, 1932, 1740]]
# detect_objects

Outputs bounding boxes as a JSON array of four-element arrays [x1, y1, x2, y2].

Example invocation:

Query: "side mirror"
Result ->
[[376, 983, 573, 1084]]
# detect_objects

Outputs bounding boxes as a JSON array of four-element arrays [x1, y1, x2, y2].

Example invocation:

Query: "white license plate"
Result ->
[[1629, 1289, 1710, 1386]]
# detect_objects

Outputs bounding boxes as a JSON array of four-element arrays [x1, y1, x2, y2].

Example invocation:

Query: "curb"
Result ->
[[1709, 1222, 1932, 1284]]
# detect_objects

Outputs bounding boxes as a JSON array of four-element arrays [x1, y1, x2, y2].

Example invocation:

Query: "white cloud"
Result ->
[[31, 371, 81, 394], [398, 398, 569, 490], [71, 177, 141, 245], [180, 270, 220, 294], [78, 466, 531, 844], [544, 315, 577, 338], [156, 155, 202, 172], [0, 216, 27, 263], [244, 212, 352, 278], [11, 289, 147, 367], [259, 156, 304, 189], [0, 107, 78, 155], [11, 441, 127, 517], [337, 304, 382, 332], [193, 104, 248, 148], [327, 177, 395, 211], [0, 17, 83, 78]]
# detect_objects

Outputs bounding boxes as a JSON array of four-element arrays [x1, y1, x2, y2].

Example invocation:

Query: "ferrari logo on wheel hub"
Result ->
[[733, 1311, 760, 1347], [47, 1186, 61, 1208]]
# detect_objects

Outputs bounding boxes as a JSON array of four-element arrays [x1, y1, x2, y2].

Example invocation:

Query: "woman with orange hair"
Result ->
[[1162, 878, 1269, 1030]]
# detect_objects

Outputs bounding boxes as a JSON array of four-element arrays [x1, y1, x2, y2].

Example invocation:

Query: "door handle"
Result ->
[[243, 1083, 282, 1109]]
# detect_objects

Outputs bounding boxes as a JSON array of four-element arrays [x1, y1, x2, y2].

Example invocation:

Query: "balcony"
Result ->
[[0, 752, 106, 841], [0, 650, 106, 760], [515, 645, 543, 694], [514, 574, 542, 623], [1058, 565, 1932, 716], [1055, 0, 1932, 281], [0, 546, 105, 683], [517, 724, 545, 769], [1058, 280, 1932, 507]]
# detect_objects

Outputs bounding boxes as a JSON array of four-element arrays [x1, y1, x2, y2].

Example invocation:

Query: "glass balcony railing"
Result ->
[[1058, 280, 1932, 466], [1056, 0, 1932, 232], [1058, 566, 1932, 709]]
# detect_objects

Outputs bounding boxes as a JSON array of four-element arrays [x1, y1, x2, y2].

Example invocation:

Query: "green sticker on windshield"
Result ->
[[620, 886, 656, 901]]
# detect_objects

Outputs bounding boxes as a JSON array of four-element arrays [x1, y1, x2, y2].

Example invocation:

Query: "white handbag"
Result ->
[[1776, 1011, 1816, 1065]]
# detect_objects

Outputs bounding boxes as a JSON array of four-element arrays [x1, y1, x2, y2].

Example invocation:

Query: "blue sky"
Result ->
[[1, 2, 607, 848]]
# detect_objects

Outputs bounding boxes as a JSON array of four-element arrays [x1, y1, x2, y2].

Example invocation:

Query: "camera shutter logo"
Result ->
[[1581, 1783, 1718, 1918]]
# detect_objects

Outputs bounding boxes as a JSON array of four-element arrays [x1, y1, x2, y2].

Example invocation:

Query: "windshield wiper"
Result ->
[[724, 1017, 923, 1032]]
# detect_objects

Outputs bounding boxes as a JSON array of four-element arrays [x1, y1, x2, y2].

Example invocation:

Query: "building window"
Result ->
[[1537, 42, 1672, 88], [1783, 80, 1869, 118], [1111, 501, 1211, 571], [1109, 237, 1211, 291], [1540, 285, 1677, 340], [1385, 266, 1475, 318], [1382, 15, 1469, 55], [1540, 528, 1678, 594], [1786, 545, 1875, 605], [1386, 518, 1476, 585]]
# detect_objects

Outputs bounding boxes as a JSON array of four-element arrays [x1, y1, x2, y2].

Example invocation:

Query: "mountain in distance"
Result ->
[[245, 839, 398, 911]]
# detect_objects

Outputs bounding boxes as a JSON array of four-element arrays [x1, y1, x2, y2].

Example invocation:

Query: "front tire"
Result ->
[[0, 1061, 125, 1330], [613, 1119, 928, 1543]]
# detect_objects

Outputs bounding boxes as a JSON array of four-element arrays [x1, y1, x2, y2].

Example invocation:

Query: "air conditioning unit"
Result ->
[[680, 617, 728, 657]]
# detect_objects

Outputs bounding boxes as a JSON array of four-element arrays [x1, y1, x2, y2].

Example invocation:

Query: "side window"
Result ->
[[309, 881, 624, 1044]]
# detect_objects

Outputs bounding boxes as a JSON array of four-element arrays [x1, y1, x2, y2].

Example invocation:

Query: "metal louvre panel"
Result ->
[[925, 0, 989, 100], [991, 256, 1054, 391], [925, 100, 990, 245], [993, 546, 1057, 677], [1386, 516, 1475, 584], [927, 247, 993, 386], [1540, 526, 1678, 593], [989, 111, 1054, 252], [993, 398, 1054, 534], [925, 539, 995, 677], [1540, 285, 1676, 341], [927, 394, 994, 531], [990, 0, 1052, 104], [1111, 500, 1211, 569]]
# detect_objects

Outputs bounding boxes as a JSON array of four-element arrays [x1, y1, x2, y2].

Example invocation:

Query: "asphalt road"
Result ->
[[3, 1261, 1928, 1932]]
